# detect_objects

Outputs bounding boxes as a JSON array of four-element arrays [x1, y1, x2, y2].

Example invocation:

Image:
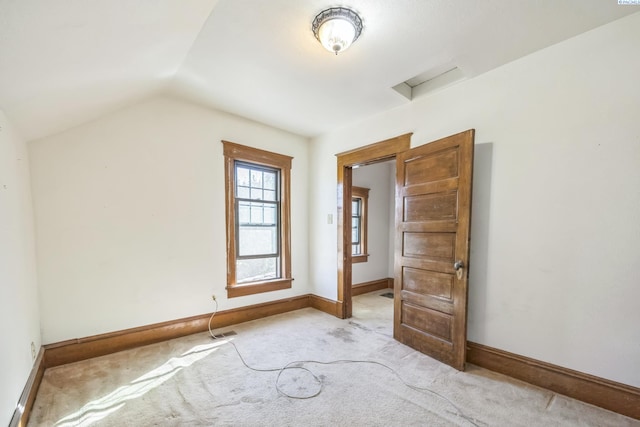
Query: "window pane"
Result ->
[[352, 227, 359, 243], [237, 257, 278, 283], [237, 167, 250, 186], [250, 188, 262, 200], [251, 170, 262, 188], [263, 204, 276, 224], [237, 186, 250, 199], [353, 243, 361, 255], [238, 225, 278, 256], [263, 190, 276, 201], [250, 205, 264, 223], [352, 216, 360, 244], [238, 202, 250, 223], [352, 200, 360, 215], [264, 171, 276, 190]]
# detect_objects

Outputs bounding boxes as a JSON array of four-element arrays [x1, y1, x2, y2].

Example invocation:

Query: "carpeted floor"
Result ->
[[29, 292, 639, 426]]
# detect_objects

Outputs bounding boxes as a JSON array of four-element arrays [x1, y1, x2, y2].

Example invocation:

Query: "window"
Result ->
[[223, 141, 293, 298], [351, 186, 369, 263]]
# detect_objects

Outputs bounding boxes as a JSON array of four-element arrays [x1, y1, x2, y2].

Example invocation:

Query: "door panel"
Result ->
[[403, 147, 459, 185], [403, 303, 452, 341], [403, 191, 458, 221], [402, 268, 454, 299], [403, 233, 455, 260], [401, 290, 454, 315], [394, 129, 474, 371]]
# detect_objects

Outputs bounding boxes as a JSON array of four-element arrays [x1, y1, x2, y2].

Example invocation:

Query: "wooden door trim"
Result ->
[[336, 133, 412, 318]]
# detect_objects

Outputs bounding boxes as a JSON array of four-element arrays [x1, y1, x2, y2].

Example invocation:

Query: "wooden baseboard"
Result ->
[[14, 293, 341, 425], [44, 295, 310, 368], [25, 296, 639, 421], [9, 348, 46, 427], [309, 294, 341, 317], [467, 341, 640, 420], [352, 277, 393, 296]]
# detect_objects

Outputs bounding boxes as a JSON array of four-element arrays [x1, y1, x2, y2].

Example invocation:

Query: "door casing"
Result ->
[[336, 133, 412, 318]]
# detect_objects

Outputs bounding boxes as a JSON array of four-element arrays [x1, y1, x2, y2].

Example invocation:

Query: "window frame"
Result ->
[[223, 141, 293, 298], [351, 186, 369, 263]]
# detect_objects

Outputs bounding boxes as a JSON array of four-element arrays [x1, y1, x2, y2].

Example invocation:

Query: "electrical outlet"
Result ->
[[31, 342, 36, 361], [211, 294, 216, 301]]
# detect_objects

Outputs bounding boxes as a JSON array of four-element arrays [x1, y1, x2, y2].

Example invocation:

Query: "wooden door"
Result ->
[[394, 130, 474, 370]]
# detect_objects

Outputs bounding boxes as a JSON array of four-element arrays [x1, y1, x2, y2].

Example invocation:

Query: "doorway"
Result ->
[[350, 160, 395, 286], [335, 133, 411, 318]]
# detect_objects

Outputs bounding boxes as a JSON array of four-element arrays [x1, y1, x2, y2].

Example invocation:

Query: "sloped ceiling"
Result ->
[[0, 0, 636, 141]]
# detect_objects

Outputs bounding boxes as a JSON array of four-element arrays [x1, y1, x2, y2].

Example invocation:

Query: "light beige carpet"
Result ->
[[29, 292, 638, 426]]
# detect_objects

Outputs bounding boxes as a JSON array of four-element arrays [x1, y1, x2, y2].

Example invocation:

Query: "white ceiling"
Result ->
[[0, 1, 636, 141]]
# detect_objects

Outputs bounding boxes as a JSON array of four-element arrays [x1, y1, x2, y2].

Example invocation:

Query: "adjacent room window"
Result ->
[[222, 141, 293, 298], [351, 186, 369, 263]]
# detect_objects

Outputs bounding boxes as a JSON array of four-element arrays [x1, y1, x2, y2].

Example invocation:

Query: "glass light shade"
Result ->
[[318, 18, 357, 54], [312, 7, 363, 55]]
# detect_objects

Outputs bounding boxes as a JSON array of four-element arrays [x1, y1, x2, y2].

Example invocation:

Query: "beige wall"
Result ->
[[0, 111, 41, 426], [29, 96, 310, 344]]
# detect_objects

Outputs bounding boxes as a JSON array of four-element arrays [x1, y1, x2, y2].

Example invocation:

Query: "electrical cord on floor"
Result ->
[[207, 304, 480, 427]]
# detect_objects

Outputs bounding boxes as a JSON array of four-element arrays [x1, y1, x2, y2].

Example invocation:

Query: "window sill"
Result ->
[[227, 278, 293, 298], [352, 254, 369, 264]]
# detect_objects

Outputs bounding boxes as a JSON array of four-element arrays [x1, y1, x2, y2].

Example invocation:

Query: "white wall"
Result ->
[[0, 111, 41, 426], [309, 13, 640, 387], [29, 96, 310, 344], [351, 161, 393, 284]]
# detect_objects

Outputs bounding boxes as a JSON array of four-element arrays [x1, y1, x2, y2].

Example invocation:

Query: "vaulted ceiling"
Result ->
[[0, 1, 636, 141]]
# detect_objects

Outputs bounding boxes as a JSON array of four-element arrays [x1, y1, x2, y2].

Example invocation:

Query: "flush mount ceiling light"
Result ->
[[312, 7, 363, 55]]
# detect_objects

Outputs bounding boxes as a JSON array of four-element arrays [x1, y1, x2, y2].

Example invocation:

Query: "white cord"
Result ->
[[207, 298, 219, 338], [207, 305, 480, 427]]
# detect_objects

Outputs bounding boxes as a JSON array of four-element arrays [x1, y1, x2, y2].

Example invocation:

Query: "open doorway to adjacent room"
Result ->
[[350, 159, 396, 333]]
